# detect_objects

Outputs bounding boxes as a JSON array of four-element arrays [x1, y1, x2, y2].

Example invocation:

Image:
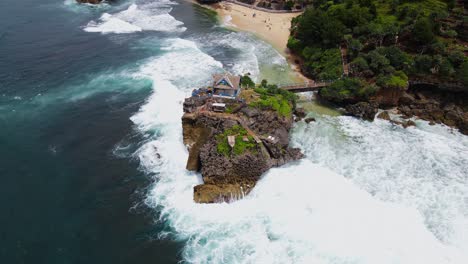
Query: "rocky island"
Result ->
[[182, 73, 303, 203]]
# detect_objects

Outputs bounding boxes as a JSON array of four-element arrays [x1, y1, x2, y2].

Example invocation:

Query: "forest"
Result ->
[[288, 0, 467, 102]]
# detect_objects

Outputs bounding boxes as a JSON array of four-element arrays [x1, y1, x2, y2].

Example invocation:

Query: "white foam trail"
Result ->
[[130, 36, 468, 263], [84, 3, 186, 34]]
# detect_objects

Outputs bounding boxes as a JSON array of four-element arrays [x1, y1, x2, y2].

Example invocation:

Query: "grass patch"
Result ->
[[248, 86, 297, 116], [216, 125, 257, 156]]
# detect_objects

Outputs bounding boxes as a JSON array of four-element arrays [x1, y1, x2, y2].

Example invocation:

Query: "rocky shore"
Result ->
[[182, 91, 303, 203], [319, 81, 468, 135], [397, 86, 468, 134]]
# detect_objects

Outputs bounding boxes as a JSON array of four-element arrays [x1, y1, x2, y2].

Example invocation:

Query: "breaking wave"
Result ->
[[84, 2, 186, 34]]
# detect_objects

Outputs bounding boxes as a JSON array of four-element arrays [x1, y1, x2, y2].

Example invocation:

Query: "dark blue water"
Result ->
[[0, 0, 195, 262]]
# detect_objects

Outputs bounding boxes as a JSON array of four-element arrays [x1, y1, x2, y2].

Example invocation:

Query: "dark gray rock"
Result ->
[[183, 101, 303, 203], [377, 111, 391, 121], [294, 108, 306, 119], [345, 102, 379, 121]]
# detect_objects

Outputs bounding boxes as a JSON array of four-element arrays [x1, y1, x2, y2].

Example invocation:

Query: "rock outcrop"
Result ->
[[397, 88, 468, 135], [319, 81, 467, 134], [182, 96, 303, 203], [374, 85, 407, 107], [345, 101, 379, 121]]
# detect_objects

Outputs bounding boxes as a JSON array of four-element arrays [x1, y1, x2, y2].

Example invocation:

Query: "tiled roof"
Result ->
[[213, 73, 241, 90]]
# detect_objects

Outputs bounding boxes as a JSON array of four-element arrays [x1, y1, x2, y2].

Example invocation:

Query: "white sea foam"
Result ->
[[85, 12, 143, 33], [130, 35, 468, 263], [192, 31, 288, 82], [84, 3, 186, 34], [293, 115, 468, 251], [223, 15, 235, 27]]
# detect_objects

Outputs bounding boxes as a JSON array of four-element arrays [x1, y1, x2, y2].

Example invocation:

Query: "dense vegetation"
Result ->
[[216, 125, 257, 156], [249, 79, 298, 116], [288, 0, 468, 102]]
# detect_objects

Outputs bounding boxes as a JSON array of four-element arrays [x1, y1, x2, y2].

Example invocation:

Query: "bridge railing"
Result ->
[[277, 80, 334, 90]]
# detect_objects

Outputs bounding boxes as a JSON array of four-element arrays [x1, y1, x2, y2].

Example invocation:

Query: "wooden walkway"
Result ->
[[277, 81, 331, 93], [278, 43, 350, 93]]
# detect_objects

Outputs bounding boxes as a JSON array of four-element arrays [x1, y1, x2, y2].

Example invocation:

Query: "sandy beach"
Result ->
[[213, 2, 309, 81], [216, 3, 300, 54]]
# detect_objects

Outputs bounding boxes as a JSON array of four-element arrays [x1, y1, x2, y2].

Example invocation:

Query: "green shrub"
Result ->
[[240, 75, 255, 89], [320, 78, 375, 102], [303, 48, 342, 80], [251, 85, 297, 116], [216, 125, 257, 156], [376, 71, 409, 89]]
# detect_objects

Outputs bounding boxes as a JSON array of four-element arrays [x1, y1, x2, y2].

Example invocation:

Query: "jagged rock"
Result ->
[[375, 85, 407, 107], [445, 109, 461, 122], [377, 111, 391, 121], [194, 184, 251, 204], [403, 120, 416, 128], [345, 102, 379, 121], [241, 107, 260, 118], [182, 97, 303, 203], [182, 115, 212, 171], [399, 93, 416, 105], [390, 119, 416, 128], [294, 108, 306, 118], [183, 96, 207, 113], [396, 87, 468, 135], [304, 117, 316, 123], [430, 109, 445, 121]]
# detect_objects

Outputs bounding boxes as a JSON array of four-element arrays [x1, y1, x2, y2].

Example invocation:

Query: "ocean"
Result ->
[[1, 0, 467, 263]]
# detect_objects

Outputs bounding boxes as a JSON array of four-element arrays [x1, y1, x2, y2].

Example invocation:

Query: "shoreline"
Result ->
[[192, 1, 310, 82]]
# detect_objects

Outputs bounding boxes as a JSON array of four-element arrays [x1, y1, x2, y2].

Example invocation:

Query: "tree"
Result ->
[[367, 19, 399, 47], [457, 62, 468, 87], [348, 38, 363, 59], [294, 9, 344, 48], [414, 55, 433, 73], [367, 50, 390, 74], [448, 50, 466, 67], [350, 56, 372, 76], [413, 17, 435, 44], [376, 71, 408, 89], [240, 75, 255, 89], [438, 59, 455, 77], [285, 0, 294, 10], [377, 46, 412, 71]]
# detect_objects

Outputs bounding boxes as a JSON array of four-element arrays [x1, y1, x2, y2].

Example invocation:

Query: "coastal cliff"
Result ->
[[288, 0, 468, 134], [182, 85, 303, 203]]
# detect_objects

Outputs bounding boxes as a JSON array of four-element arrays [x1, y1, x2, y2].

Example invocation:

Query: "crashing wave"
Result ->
[[84, 3, 186, 34]]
